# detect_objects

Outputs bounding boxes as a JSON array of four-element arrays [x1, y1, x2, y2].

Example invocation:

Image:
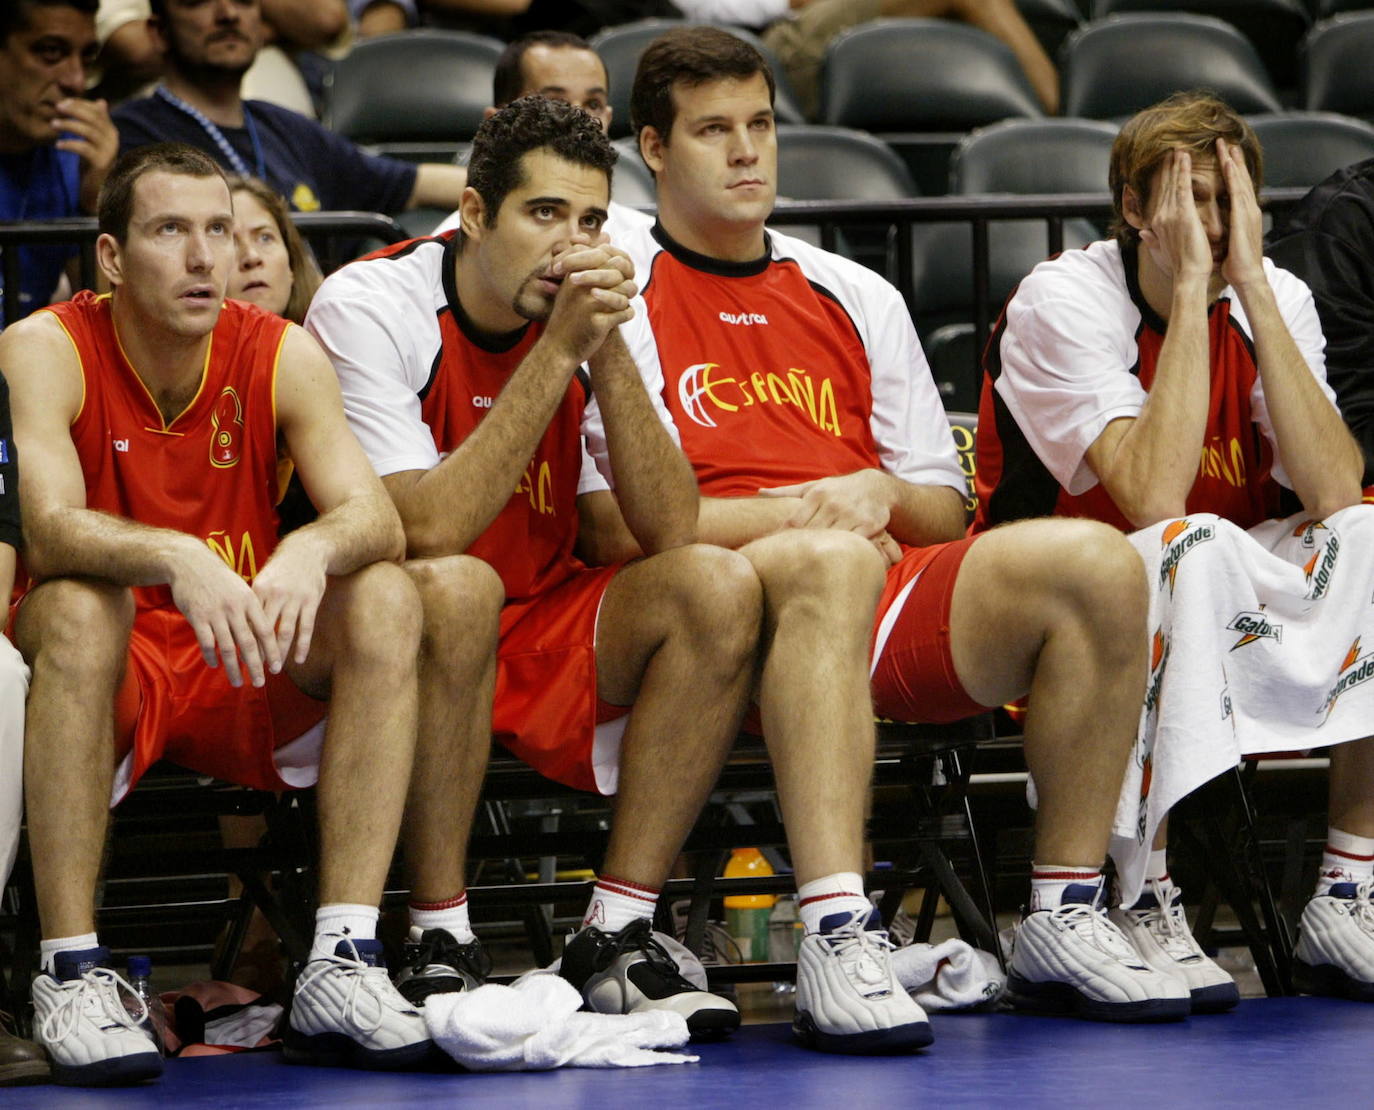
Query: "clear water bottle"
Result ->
[[124, 955, 167, 1055]]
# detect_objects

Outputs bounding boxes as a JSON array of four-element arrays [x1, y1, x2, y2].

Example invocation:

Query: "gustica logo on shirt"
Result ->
[[1321, 637, 1374, 721], [677, 361, 842, 435], [717, 311, 769, 326], [1303, 534, 1340, 600], [1227, 608, 1283, 651], [1158, 517, 1215, 593]]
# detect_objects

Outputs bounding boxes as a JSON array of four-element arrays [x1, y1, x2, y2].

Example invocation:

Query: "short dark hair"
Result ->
[[631, 26, 775, 141], [493, 30, 598, 107], [467, 95, 615, 228], [99, 143, 229, 242], [0, 0, 98, 43]]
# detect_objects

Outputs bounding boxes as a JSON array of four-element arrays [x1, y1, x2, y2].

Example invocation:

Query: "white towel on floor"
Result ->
[[423, 970, 699, 1071], [1105, 507, 1374, 904], [889, 939, 1005, 1011]]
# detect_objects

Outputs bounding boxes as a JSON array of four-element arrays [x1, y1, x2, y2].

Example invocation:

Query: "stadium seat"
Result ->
[[1312, 0, 1374, 16], [322, 29, 503, 148], [1063, 14, 1282, 119], [1017, 0, 1086, 59], [590, 19, 806, 139], [776, 125, 916, 200], [820, 19, 1044, 131], [913, 119, 1112, 408], [609, 136, 658, 210], [1090, 0, 1309, 87], [1247, 111, 1374, 187], [1301, 14, 1374, 117]]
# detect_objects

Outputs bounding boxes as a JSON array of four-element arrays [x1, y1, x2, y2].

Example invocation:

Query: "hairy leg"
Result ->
[[594, 544, 762, 886], [739, 530, 887, 884], [289, 562, 421, 908], [949, 519, 1148, 864], [1328, 736, 1374, 839], [400, 555, 503, 901], [16, 579, 134, 937]]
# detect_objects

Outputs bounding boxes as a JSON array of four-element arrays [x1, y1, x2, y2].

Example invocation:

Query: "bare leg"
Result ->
[[400, 555, 504, 902], [288, 562, 421, 908], [594, 544, 762, 886], [949, 519, 1147, 865], [16, 579, 133, 938], [738, 530, 887, 884], [1328, 737, 1374, 838]]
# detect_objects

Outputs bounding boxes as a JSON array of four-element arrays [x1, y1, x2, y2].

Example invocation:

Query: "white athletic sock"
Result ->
[[310, 903, 380, 961], [1316, 828, 1374, 896], [798, 872, 869, 934], [1029, 864, 1103, 912], [582, 874, 658, 933], [1148, 848, 1169, 884], [409, 891, 475, 943], [40, 932, 100, 975]]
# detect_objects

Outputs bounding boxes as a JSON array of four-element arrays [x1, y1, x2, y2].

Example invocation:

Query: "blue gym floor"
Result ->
[[9, 997, 1365, 1108]]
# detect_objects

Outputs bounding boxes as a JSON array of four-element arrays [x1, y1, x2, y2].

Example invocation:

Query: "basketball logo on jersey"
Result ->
[[677, 360, 842, 435], [210, 387, 244, 469]]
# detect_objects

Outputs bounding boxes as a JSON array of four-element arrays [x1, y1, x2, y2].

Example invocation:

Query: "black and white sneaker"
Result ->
[[559, 918, 740, 1039], [393, 928, 490, 1006]]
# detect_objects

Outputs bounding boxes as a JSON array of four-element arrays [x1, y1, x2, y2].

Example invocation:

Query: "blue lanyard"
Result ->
[[155, 85, 266, 181]]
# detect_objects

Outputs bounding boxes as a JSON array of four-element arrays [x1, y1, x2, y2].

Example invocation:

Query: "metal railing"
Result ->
[[1, 191, 1309, 340]]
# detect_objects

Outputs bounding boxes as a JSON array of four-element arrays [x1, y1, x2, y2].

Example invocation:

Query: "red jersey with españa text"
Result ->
[[973, 239, 1336, 533], [40, 291, 289, 610], [611, 222, 965, 500], [306, 234, 596, 602]]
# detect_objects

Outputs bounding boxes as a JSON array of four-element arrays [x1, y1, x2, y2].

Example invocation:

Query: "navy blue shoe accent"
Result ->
[[1292, 958, 1374, 1002], [52, 1052, 163, 1088], [1189, 980, 1241, 1013], [281, 1029, 440, 1071], [1006, 973, 1191, 1023], [816, 907, 883, 934], [1060, 883, 1106, 907], [792, 1008, 933, 1054], [338, 938, 387, 966], [52, 947, 113, 981]]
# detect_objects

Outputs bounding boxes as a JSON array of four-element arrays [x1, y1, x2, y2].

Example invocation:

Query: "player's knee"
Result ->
[[15, 578, 133, 673], [750, 528, 886, 605], [405, 554, 503, 656], [1044, 520, 1148, 635], [334, 561, 422, 667], [661, 544, 763, 655]]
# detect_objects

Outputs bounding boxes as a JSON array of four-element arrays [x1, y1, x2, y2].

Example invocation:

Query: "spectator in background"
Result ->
[[226, 172, 321, 323], [0, 0, 117, 326], [433, 30, 652, 239], [1267, 158, 1374, 499], [95, 0, 349, 115], [353, 0, 683, 40], [112, 0, 463, 215], [675, 0, 1059, 118]]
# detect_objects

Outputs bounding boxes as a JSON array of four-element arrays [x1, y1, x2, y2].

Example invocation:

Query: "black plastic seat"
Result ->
[[776, 125, 916, 200], [1301, 14, 1374, 117], [590, 18, 805, 139], [323, 29, 504, 146], [609, 135, 658, 210], [1063, 14, 1282, 119], [1090, 0, 1309, 87], [1247, 111, 1374, 187]]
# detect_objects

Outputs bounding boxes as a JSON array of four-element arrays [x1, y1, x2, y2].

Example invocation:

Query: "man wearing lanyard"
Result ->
[[112, 0, 464, 215], [0, 0, 118, 327]]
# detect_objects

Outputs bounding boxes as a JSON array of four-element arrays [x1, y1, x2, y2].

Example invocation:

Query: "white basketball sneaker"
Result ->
[[1110, 879, 1240, 1013], [793, 908, 933, 1054], [284, 936, 436, 1070], [31, 947, 163, 1087], [1006, 882, 1190, 1022], [1293, 881, 1374, 1001]]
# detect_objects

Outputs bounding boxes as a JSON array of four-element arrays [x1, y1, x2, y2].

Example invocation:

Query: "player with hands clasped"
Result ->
[[3, 143, 439, 1086]]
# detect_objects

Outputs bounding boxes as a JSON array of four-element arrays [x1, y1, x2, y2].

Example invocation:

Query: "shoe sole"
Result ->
[[50, 1051, 162, 1087], [1292, 958, 1374, 1002], [792, 1010, 933, 1054], [1190, 981, 1241, 1014], [282, 1028, 439, 1071], [685, 1007, 741, 1040], [1006, 974, 1190, 1022]]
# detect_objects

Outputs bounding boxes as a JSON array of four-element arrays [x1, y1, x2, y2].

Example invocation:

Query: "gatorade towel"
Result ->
[[1086, 507, 1374, 903]]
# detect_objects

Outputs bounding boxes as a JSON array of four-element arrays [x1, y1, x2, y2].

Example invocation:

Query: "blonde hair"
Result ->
[[1108, 91, 1263, 245], [226, 175, 322, 324]]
